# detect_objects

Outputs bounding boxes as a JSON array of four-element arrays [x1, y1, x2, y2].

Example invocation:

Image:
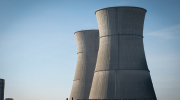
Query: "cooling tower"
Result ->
[[70, 30, 99, 100], [0, 79, 5, 100], [89, 7, 157, 99]]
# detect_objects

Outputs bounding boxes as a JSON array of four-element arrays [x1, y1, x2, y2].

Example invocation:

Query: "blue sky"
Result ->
[[0, 0, 179, 100]]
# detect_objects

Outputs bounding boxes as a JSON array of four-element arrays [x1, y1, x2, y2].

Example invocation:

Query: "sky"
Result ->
[[0, 0, 180, 100]]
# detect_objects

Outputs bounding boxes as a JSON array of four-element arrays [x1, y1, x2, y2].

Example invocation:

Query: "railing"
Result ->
[[66, 98, 157, 100]]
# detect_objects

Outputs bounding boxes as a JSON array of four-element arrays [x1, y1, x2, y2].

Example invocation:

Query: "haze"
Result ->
[[0, 0, 180, 100]]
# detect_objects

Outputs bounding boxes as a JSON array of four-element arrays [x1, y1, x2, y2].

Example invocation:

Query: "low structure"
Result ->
[[0, 79, 5, 100], [5, 98, 13, 100]]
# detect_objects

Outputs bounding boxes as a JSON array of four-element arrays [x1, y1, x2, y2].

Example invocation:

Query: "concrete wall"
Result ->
[[89, 7, 157, 99], [0, 79, 5, 100], [70, 30, 99, 100]]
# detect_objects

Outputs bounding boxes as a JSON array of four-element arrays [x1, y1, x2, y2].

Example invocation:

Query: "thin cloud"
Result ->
[[147, 24, 180, 39]]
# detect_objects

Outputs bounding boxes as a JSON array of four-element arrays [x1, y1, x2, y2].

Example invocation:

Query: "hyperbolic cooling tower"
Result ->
[[89, 7, 157, 99], [0, 79, 5, 100], [70, 30, 99, 100]]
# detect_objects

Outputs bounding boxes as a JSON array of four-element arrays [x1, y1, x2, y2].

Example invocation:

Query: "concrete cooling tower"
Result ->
[[89, 7, 157, 99], [0, 79, 5, 100], [70, 30, 99, 100]]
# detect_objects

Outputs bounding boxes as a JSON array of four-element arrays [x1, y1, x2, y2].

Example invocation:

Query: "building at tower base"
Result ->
[[0, 79, 5, 100], [5, 98, 14, 100]]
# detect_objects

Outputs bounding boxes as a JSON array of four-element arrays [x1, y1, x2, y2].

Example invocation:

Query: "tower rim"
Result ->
[[74, 29, 99, 34], [95, 6, 147, 15]]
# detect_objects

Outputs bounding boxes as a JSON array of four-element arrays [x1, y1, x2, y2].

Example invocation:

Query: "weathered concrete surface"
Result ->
[[89, 7, 157, 99], [70, 30, 99, 100], [0, 79, 5, 100]]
